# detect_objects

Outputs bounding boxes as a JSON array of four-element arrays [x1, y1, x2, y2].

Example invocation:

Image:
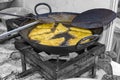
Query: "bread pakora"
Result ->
[[68, 33, 92, 46], [29, 33, 55, 41], [68, 38, 80, 46], [54, 23, 68, 34], [70, 27, 92, 34], [36, 23, 54, 29], [29, 29, 51, 37], [68, 31, 92, 38], [28, 23, 55, 37], [68, 28, 92, 45]]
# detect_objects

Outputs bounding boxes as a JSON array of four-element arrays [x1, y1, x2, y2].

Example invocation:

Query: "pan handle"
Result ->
[[76, 34, 100, 50], [34, 3, 52, 15]]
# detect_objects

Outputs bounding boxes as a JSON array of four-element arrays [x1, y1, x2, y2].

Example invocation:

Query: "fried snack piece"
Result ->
[[68, 31, 81, 38], [30, 33, 54, 41], [54, 23, 68, 34], [29, 28, 51, 37], [70, 27, 92, 34], [36, 23, 55, 29], [68, 31, 92, 38], [68, 34, 92, 46], [40, 37, 65, 46], [29, 23, 55, 37], [68, 38, 81, 46], [68, 30, 92, 45]]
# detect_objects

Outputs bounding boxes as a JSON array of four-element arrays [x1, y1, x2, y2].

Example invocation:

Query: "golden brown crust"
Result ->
[[54, 23, 68, 35], [28, 28, 51, 37], [70, 27, 92, 34], [36, 23, 55, 29], [29, 32, 55, 41]]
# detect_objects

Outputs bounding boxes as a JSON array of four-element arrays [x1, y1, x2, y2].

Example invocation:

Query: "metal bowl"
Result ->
[[0, 0, 14, 10]]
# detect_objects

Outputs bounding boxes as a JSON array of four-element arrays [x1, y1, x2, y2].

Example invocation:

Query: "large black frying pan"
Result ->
[[19, 3, 116, 56]]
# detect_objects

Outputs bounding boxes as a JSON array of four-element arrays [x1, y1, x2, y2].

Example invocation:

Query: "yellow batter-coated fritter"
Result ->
[[54, 23, 68, 34], [30, 33, 54, 41], [36, 23, 55, 29], [68, 34, 92, 46], [29, 28, 51, 37], [68, 31, 82, 38], [68, 38, 80, 46], [29, 23, 55, 37], [68, 31, 92, 38], [70, 27, 92, 34], [40, 37, 65, 46], [68, 29, 92, 46]]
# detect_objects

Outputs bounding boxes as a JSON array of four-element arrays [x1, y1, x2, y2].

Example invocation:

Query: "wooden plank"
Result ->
[[20, 49, 56, 78], [58, 56, 95, 79]]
